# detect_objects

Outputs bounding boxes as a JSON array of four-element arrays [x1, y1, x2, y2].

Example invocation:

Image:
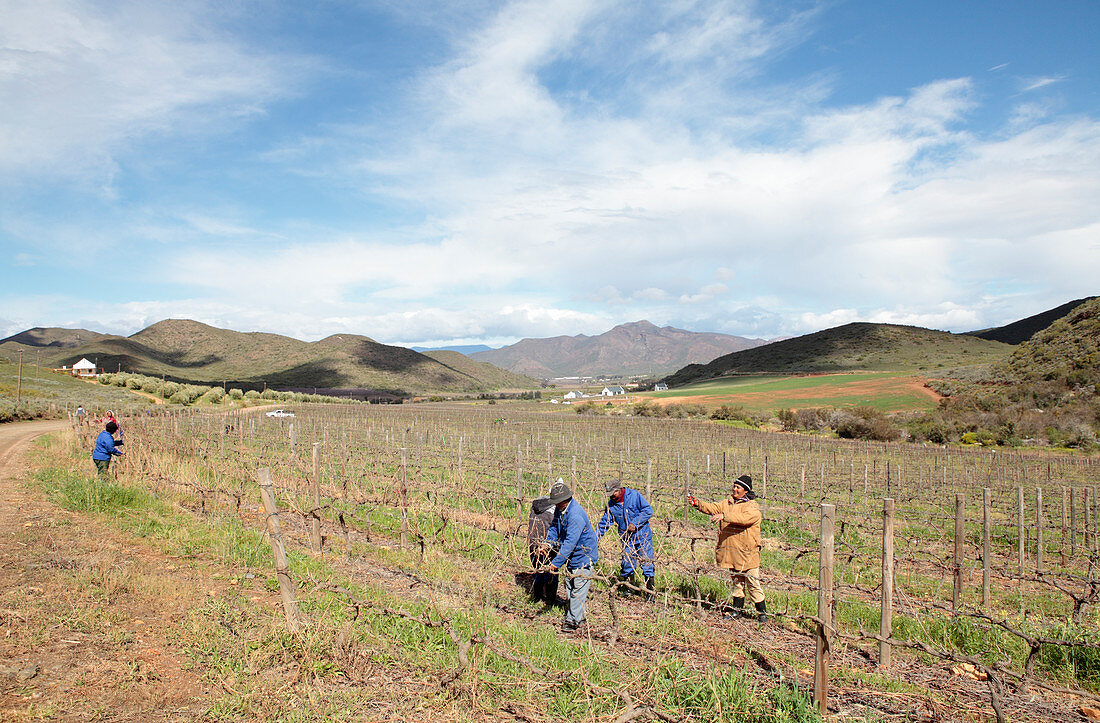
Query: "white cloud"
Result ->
[[0, 0, 305, 181], [1020, 75, 1065, 93]]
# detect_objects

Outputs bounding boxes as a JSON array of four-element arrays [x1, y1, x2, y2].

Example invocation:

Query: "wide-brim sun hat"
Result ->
[[548, 482, 573, 505]]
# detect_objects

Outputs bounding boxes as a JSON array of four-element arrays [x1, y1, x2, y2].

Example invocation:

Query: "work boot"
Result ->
[[644, 576, 656, 602], [617, 574, 636, 597], [724, 597, 745, 620], [755, 600, 768, 623]]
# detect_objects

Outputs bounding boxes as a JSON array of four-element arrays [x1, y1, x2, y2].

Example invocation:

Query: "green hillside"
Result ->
[[922, 297, 1100, 448], [965, 297, 1096, 345], [2, 320, 539, 395], [667, 322, 1012, 386], [0, 359, 153, 422]]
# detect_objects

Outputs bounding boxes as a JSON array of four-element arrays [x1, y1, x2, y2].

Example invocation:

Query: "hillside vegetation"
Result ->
[[1, 320, 539, 395], [922, 296, 1100, 448], [0, 360, 153, 422], [965, 297, 1096, 345], [668, 323, 1012, 385], [470, 320, 767, 377]]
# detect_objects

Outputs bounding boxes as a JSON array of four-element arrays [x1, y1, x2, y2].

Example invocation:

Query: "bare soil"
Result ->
[[0, 420, 214, 720]]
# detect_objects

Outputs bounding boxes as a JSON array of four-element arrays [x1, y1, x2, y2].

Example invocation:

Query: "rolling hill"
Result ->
[[469, 320, 768, 378], [964, 297, 1096, 345], [0, 320, 538, 395], [666, 323, 1012, 386]]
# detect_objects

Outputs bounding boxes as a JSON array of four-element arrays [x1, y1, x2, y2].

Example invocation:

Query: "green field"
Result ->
[[645, 372, 939, 412]]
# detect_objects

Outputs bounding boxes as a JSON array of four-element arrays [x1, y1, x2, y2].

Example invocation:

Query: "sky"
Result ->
[[2, 0, 1098, 348]]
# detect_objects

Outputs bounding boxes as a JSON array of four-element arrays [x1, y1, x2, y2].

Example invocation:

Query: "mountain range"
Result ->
[[0, 320, 537, 395], [469, 321, 769, 377]]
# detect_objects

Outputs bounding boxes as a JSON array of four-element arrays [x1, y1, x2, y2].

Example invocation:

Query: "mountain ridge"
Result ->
[[0, 319, 537, 395], [469, 320, 769, 377]]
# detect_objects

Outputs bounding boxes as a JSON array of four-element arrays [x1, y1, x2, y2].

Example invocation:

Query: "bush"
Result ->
[[201, 387, 226, 404], [158, 381, 180, 399], [168, 391, 189, 405], [245, 390, 261, 400], [835, 406, 900, 442], [261, 389, 277, 400], [229, 388, 244, 400]]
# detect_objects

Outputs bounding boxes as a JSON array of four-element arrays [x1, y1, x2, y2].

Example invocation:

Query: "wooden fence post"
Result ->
[[1017, 486, 1025, 575], [1061, 486, 1069, 564], [516, 446, 524, 519], [256, 467, 302, 633], [399, 448, 409, 549], [953, 494, 964, 611], [1036, 488, 1044, 573], [814, 504, 835, 715], [879, 498, 894, 667], [310, 443, 322, 554], [982, 488, 991, 607], [1070, 487, 1078, 558], [646, 460, 652, 500]]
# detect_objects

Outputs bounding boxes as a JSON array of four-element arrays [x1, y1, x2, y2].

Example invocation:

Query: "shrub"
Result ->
[[245, 390, 261, 400], [158, 381, 180, 399], [261, 389, 277, 400], [229, 388, 244, 400], [776, 409, 797, 431], [835, 406, 900, 442], [202, 387, 226, 404], [168, 391, 189, 405]]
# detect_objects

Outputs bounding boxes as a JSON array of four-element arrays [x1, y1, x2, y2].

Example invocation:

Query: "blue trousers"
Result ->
[[620, 528, 655, 577], [564, 564, 594, 626]]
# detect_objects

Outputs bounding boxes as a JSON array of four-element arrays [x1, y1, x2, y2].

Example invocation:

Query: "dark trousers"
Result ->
[[94, 458, 111, 477], [529, 550, 559, 601]]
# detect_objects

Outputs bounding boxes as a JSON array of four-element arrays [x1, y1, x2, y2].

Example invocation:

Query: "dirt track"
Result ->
[[0, 421, 211, 721]]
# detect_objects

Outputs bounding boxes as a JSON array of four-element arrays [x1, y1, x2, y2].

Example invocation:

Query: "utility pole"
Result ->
[[16, 350, 23, 408]]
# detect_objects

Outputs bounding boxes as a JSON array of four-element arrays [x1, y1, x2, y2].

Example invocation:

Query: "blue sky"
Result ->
[[2, 0, 1098, 347]]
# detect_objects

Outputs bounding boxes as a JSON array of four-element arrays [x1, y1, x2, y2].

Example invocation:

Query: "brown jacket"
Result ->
[[695, 497, 762, 571]]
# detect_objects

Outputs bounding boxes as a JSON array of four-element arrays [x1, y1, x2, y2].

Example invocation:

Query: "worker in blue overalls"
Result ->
[[597, 478, 656, 599]]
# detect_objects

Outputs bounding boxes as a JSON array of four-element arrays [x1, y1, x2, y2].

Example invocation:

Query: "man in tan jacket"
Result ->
[[688, 474, 767, 622]]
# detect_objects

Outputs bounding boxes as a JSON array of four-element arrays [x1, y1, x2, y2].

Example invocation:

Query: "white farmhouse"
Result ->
[[654, 381, 668, 392], [66, 358, 100, 378], [601, 386, 625, 396], [563, 390, 586, 399]]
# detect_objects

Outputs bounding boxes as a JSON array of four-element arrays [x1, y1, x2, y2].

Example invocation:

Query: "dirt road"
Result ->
[[0, 420, 211, 721]]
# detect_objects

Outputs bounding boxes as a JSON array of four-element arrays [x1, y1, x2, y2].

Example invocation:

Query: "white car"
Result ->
[[266, 409, 295, 418]]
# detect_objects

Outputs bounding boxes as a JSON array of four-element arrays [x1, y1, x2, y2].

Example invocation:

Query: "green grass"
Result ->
[[644, 372, 936, 412], [29, 435, 823, 722]]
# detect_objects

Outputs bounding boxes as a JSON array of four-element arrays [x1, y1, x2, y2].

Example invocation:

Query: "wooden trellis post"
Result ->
[[1017, 486, 1025, 574], [814, 504, 835, 714], [879, 498, 894, 667], [982, 488, 991, 607], [310, 442, 322, 554], [256, 467, 302, 633], [1036, 488, 1044, 573], [953, 494, 964, 611]]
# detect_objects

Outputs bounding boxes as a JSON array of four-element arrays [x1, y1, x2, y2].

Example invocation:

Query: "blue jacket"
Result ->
[[597, 488, 653, 537], [92, 430, 122, 461], [546, 499, 599, 570]]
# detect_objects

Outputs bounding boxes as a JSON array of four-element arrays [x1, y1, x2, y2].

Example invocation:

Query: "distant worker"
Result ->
[[597, 479, 656, 599], [527, 495, 559, 602], [102, 410, 123, 446], [688, 475, 768, 622], [91, 421, 124, 477], [543, 481, 599, 632], [75, 406, 86, 424]]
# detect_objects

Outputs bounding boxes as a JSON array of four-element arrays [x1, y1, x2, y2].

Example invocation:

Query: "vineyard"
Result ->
[[63, 402, 1100, 721]]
